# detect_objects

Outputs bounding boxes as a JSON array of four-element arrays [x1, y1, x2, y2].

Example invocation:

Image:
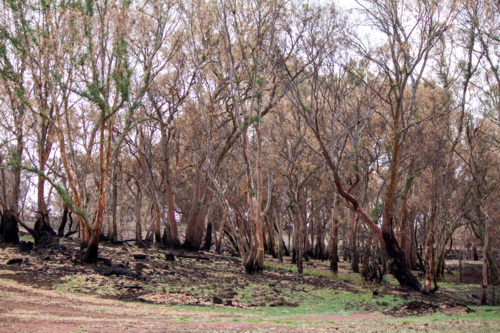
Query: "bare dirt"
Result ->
[[0, 278, 386, 332]]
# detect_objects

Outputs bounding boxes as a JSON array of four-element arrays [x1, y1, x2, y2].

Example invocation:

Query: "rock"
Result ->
[[285, 301, 299, 307], [133, 254, 146, 260], [6, 258, 22, 265], [135, 263, 149, 272], [223, 300, 233, 306], [265, 295, 277, 302], [18, 241, 34, 252], [269, 299, 284, 307], [213, 296, 223, 304], [165, 253, 175, 262], [220, 288, 237, 299]]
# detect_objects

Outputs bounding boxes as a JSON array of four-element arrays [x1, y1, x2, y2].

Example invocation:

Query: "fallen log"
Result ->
[[176, 254, 210, 261], [93, 265, 142, 279]]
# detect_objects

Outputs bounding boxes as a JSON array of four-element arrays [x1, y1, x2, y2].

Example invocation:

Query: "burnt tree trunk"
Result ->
[[58, 205, 69, 237], [201, 222, 212, 251], [330, 198, 340, 273], [383, 229, 422, 291], [0, 209, 20, 244]]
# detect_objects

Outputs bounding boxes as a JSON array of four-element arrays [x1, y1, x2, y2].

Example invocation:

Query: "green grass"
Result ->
[[264, 262, 356, 282], [18, 233, 33, 242], [167, 287, 407, 320]]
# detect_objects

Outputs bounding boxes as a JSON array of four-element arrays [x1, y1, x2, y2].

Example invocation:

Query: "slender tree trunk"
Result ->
[[217, 212, 227, 254], [265, 215, 276, 258], [295, 202, 303, 273], [330, 196, 340, 273], [481, 213, 490, 305], [135, 184, 143, 247], [351, 212, 359, 273], [110, 162, 118, 243], [343, 222, 349, 261], [361, 231, 373, 280]]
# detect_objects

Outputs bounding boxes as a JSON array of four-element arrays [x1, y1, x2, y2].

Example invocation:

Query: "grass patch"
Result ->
[[264, 262, 355, 282]]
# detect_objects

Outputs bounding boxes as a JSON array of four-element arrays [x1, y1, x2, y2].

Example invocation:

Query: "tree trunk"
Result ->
[[351, 213, 359, 273], [0, 209, 20, 244], [79, 217, 90, 250], [481, 214, 489, 305], [342, 222, 348, 261], [330, 197, 340, 273], [183, 168, 208, 251], [265, 215, 276, 258], [216, 212, 227, 254], [295, 205, 303, 273], [361, 231, 373, 280], [109, 162, 118, 243], [277, 209, 284, 262], [82, 193, 105, 263], [58, 205, 69, 237], [135, 185, 143, 247], [201, 222, 212, 251]]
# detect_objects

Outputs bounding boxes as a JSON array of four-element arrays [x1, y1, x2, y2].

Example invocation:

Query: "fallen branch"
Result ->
[[93, 265, 142, 279], [176, 254, 210, 261], [64, 230, 78, 238]]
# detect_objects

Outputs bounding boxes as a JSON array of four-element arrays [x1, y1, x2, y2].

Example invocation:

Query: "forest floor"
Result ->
[[1, 235, 499, 332]]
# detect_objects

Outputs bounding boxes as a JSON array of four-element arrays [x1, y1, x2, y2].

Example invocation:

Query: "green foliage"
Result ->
[[370, 202, 383, 224]]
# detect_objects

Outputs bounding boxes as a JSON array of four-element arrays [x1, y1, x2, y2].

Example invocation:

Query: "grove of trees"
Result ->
[[1, 0, 499, 303]]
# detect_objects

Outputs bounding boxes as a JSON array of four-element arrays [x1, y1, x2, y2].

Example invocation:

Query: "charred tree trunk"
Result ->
[[472, 242, 478, 261], [201, 222, 212, 251], [0, 209, 20, 244], [64, 212, 74, 238], [34, 212, 55, 235], [58, 205, 69, 237], [383, 229, 421, 291], [162, 226, 170, 248]]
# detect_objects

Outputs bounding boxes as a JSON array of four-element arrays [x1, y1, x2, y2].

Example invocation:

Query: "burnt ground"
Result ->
[[1, 237, 500, 332]]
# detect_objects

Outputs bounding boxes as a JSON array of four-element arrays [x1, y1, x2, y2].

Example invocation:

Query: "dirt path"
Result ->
[[0, 278, 385, 332]]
